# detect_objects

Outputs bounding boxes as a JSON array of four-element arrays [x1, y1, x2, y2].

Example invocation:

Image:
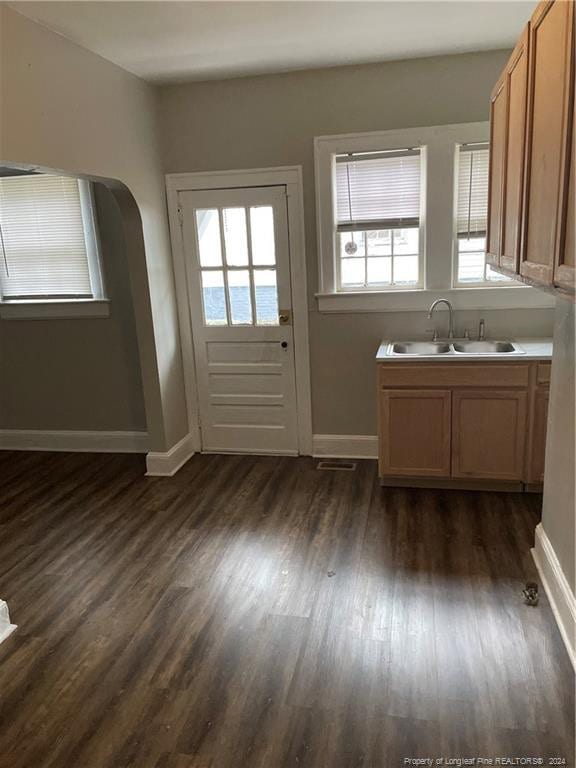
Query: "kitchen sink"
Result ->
[[452, 340, 523, 354], [386, 340, 525, 356], [390, 341, 451, 355]]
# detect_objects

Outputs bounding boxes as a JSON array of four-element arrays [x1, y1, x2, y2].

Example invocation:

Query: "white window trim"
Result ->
[[0, 299, 110, 319], [0, 179, 109, 319], [314, 122, 555, 312], [333, 147, 426, 292]]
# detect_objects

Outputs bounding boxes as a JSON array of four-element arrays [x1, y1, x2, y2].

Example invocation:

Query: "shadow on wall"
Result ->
[[0, 162, 162, 442]]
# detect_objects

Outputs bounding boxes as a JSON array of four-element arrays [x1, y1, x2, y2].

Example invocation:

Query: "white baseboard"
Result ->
[[532, 522, 576, 670], [0, 429, 150, 453], [0, 600, 16, 646], [312, 434, 378, 460], [146, 433, 195, 476]]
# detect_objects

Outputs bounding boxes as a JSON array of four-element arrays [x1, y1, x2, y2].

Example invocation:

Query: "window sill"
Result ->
[[0, 299, 110, 319], [315, 286, 556, 313]]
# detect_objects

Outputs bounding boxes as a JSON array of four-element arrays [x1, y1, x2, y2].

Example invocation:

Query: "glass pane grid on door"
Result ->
[[196, 206, 279, 326]]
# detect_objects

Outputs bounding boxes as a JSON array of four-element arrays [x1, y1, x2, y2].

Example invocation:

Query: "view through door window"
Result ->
[[196, 206, 279, 326]]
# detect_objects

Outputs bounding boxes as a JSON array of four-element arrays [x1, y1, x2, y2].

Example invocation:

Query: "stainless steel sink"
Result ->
[[389, 341, 451, 355], [452, 340, 523, 354], [386, 340, 525, 356]]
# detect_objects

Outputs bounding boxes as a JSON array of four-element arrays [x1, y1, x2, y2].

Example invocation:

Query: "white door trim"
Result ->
[[166, 167, 312, 456]]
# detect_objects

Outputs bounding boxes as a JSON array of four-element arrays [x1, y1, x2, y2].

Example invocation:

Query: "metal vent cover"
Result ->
[[316, 459, 357, 471]]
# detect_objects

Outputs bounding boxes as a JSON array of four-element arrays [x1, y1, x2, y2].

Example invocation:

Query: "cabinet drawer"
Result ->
[[378, 363, 530, 389]]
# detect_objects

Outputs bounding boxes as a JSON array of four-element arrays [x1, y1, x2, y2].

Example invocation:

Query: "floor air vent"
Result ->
[[316, 460, 357, 471]]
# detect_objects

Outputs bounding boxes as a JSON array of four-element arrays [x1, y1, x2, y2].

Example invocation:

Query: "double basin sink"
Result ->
[[387, 340, 525, 356]]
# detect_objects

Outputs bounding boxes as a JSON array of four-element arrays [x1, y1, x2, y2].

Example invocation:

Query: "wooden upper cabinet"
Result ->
[[556, 56, 575, 294], [486, 73, 507, 265], [487, 27, 530, 271], [520, 0, 575, 286], [501, 26, 530, 273]]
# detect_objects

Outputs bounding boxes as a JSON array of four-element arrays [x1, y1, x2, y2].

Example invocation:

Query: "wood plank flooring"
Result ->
[[0, 451, 573, 767]]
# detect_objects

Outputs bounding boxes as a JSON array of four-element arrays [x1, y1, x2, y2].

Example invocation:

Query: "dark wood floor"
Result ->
[[0, 451, 573, 768]]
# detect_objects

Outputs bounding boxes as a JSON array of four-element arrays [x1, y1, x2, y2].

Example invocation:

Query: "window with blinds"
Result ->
[[334, 148, 422, 289], [0, 174, 103, 301], [455, 144, 510, 284]]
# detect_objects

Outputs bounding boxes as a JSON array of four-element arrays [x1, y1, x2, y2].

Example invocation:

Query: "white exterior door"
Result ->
[[179, 185, 299, 454]]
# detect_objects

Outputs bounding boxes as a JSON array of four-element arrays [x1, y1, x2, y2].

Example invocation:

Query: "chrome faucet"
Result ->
[[428, 299, 455, 339], [478, 318, 486, 341]]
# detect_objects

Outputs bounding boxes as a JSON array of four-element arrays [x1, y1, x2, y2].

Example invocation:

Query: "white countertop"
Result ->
[[376, 338, 553, 362]]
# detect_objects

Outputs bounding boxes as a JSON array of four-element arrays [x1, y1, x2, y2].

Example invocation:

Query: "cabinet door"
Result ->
[[527, 387, 550, 483], [452, 390, 528, 481], [487, 27, 530, 272], [521, 0, 574, 285], [555, 43, 575, 294], [500, 25, 530, 273], [486, 72, 507, 265], [379, 390, 451, 477]]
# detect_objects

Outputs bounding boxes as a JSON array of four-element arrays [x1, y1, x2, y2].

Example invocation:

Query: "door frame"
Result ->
[[166, 166, 313, 455]]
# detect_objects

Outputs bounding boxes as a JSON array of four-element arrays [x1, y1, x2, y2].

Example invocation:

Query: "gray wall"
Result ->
[[159, 50, 555, 435], [0, 183, 147, 432], [542, 299, 575, 591], [1, 6, 187, 450]]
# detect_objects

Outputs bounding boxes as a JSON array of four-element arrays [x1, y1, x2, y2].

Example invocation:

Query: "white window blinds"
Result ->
[[0, 175, 94, 299], [335, 148, 421, 232], [456, 144, 489, 239]]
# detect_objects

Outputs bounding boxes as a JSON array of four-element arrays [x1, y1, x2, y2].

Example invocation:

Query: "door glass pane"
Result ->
[[341, 258, 365, 286], [254, 269, 278, 325], [196, 209, 222, 267], [250, 206, 276, 265], [367, 257, 392, 285], [201, 270, 227, 325], [223, 207, 249, 266], [228, 269, 253, 325]]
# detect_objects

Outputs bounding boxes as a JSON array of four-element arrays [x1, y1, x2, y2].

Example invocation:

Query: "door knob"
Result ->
[[278, 310, 291, 325], [281, 341, 288, 349]]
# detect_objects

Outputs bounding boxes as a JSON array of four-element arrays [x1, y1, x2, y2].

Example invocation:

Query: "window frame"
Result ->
[[316, 129, 427, 295], [314, 122, 553, 313], [335, 226, 423, 292], [0, 177, 109, 319]]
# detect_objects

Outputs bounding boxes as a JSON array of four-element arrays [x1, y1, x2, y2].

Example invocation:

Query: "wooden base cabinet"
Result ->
[[526, 363, 552, 483], [451, 390, 528, 481], [378, 390, 451, 477], [527, 388, 549, 483], [377, 361, 550, 488]]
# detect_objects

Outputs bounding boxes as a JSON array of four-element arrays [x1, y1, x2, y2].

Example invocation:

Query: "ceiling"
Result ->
[[10, 1, 536, 84]]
